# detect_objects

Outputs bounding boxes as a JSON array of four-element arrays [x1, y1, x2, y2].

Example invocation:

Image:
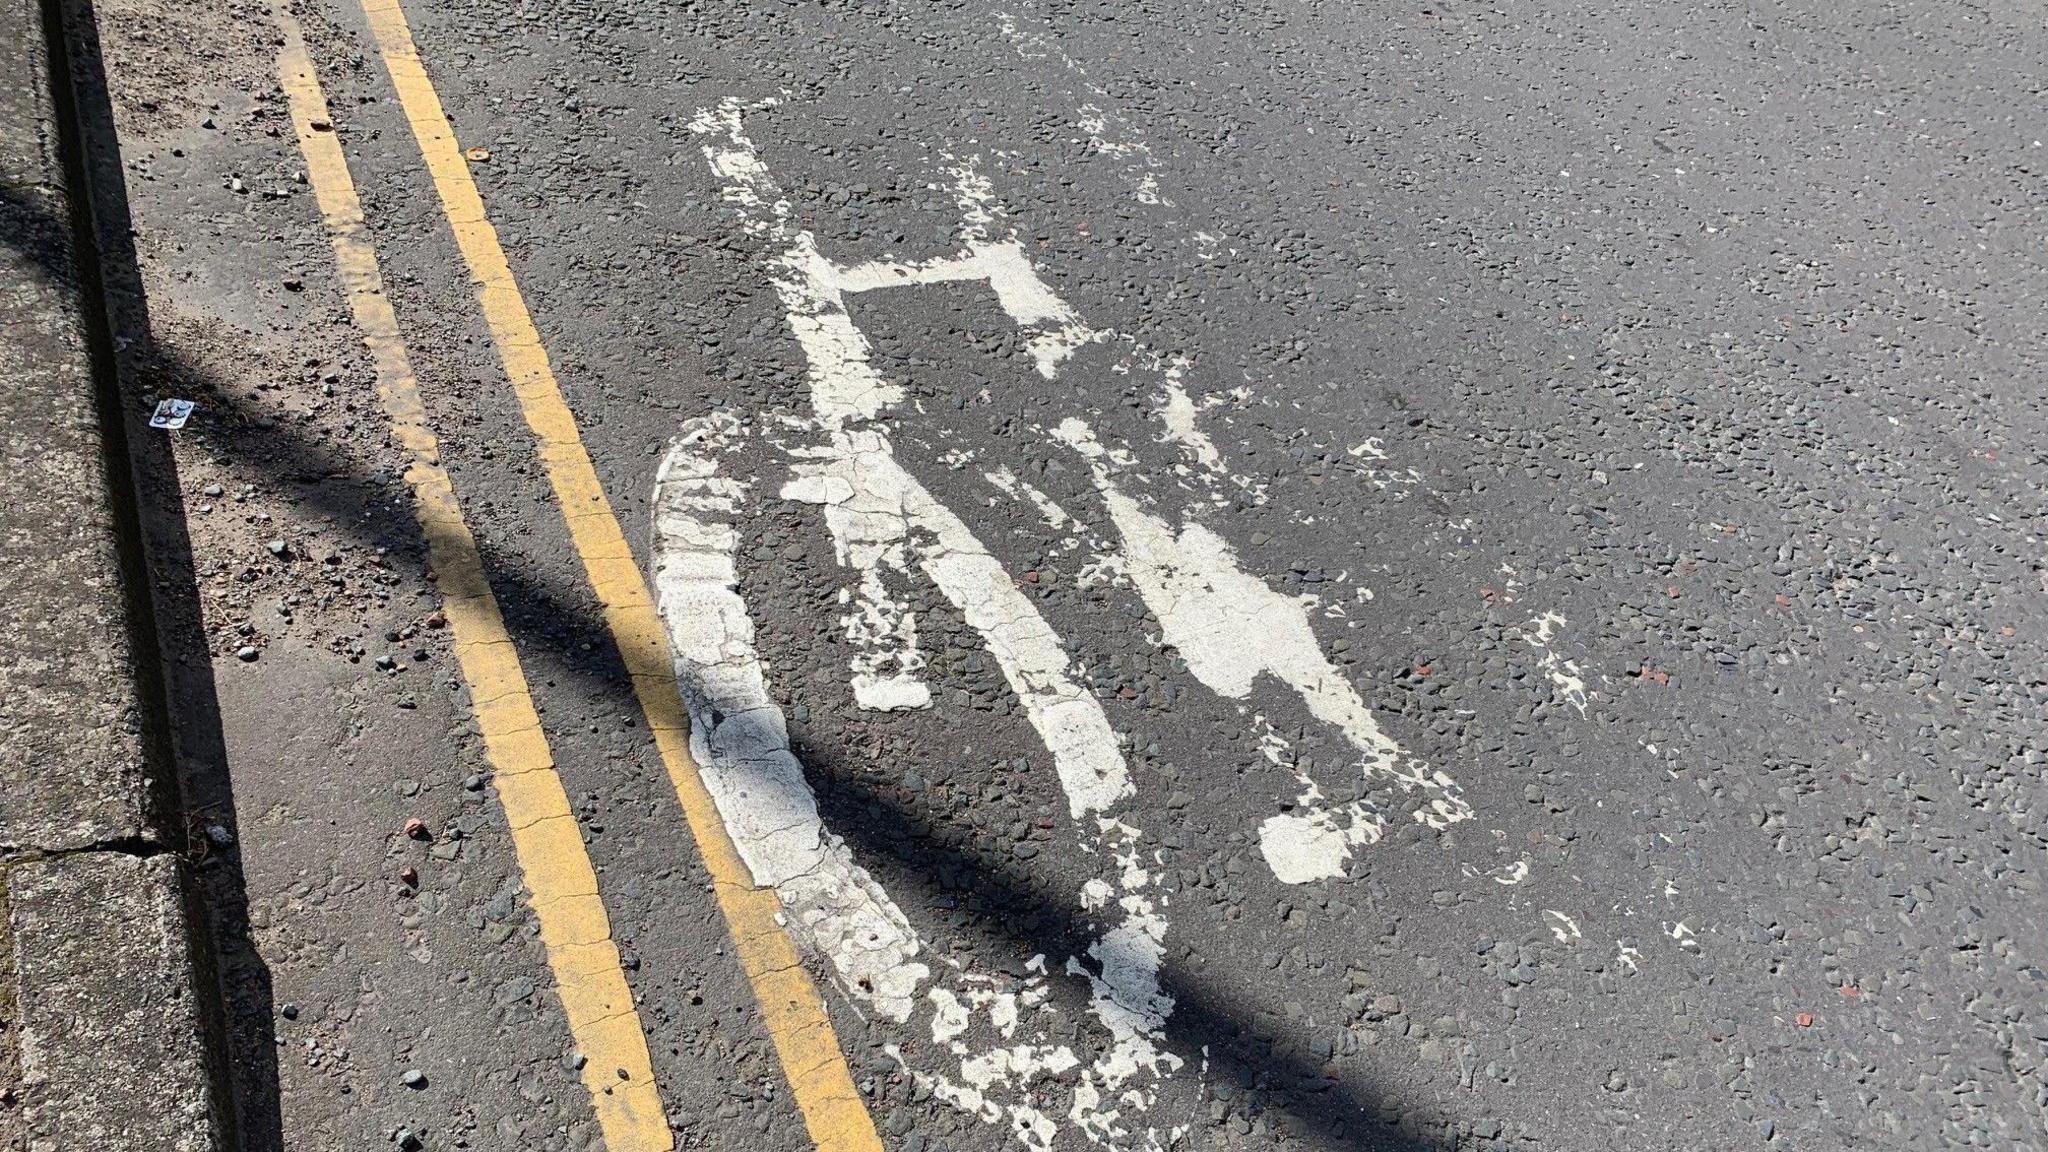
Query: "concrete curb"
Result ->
[[0, 0, 157, 859], [0, 0, 224, 1145]]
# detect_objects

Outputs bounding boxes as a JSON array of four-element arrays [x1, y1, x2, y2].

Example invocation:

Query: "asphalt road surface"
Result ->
[[79, 0, 2048, 1148]]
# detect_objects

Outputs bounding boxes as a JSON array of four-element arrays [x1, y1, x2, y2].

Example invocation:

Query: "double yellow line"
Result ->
[[273, 6, 881, 1151]]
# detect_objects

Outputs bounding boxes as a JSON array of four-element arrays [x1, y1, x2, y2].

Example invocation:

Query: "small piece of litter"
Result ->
[[149, 399, 195, 429]]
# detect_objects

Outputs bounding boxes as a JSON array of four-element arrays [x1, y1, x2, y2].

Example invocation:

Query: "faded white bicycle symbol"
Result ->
[[650, 97, 1477, 1150]]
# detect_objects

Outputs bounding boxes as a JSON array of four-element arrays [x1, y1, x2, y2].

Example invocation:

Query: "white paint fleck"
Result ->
[[1543, 910, 1583, 945], [1522, 610, 1591, 716], [1258, 809, 1381, 884], [1076, 549, 1130, 590], [1342, 435, 1424, 493]]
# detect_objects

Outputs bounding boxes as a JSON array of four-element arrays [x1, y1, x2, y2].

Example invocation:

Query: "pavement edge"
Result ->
[[0, 0, 230, 1144]]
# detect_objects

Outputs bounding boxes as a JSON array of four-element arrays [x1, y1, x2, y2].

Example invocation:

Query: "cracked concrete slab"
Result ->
[[8, 852, 216, 1152]]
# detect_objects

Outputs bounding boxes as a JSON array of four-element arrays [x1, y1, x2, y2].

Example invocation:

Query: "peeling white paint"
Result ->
[[906, 979, 1081, 1151], [1543, 910, 1583, 945], [700, 100, 935, 714], [780, 453, 934, 715], [862, 158, 1254, 500], [1054, 417, 1474, 883], [1665, 921, 1699, 950], [828, 236, 1098, 381], [1247, 716, 1383, 883], [650, 412, 930, 1021], [1258, 808, 1381, 884], [839, 568, 931, 713], [1066, 820, 1180, 1145], [695, 105, 1135, 816], [1151, 361, 1225, 476], [994, 13, 1175, 210], [1522, 610, 1591, 716], [984, 466, 1074, 530]]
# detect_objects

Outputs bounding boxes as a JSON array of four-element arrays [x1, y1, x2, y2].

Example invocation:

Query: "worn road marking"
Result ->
[[651, 413, 929, 1024], [690, 99, 1182, 1152], [701, 101, 1472, 886], [695, 104, 1136, 820], [993, 11, 1173, 209], [1052, 417, 1474, 881], [347, 4, 882, 1149], [947, 158, 1474, 879], [271, 13, 670, 1149]]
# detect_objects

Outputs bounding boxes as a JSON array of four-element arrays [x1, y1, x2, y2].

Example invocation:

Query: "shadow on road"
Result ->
[[65, 339, 1458, 1148]]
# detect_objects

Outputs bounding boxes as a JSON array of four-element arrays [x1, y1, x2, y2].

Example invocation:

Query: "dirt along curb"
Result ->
[[0, 0, 225, 1145]]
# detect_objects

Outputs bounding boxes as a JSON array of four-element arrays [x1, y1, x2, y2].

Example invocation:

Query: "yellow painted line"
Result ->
[[349, 2, 885, 1149], [272, 14, 672, 1151]]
